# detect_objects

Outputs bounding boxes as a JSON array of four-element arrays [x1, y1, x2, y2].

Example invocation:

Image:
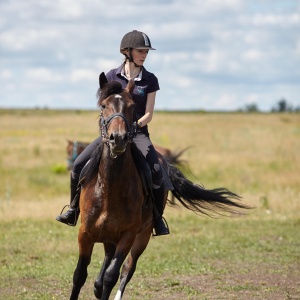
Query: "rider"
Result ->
[[56, 30, 170, 236]]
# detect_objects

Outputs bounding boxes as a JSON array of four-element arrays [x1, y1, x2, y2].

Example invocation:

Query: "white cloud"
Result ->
[[0, 0, 299, 111], [25, 68, 64, 83], [70, 69, 98, 83], [0, 70, 13, 80], [253, 13, 300, 26], [215, 93, 238, 109]]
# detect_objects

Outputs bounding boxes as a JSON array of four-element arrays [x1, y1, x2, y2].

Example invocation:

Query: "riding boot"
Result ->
[[56, 174, 80, 226], [152, 185, 170, 236]]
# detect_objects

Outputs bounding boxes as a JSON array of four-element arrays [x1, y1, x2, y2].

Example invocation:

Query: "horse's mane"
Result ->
[[82, 142, 103, 188], [83, 81, 125, 187], [97, 81, 124, 106]]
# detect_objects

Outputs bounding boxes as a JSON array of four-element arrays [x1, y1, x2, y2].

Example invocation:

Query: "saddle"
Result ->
[[78, 142, 173, 200]]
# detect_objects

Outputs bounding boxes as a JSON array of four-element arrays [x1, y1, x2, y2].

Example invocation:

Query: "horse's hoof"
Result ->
[[94, 287, 102, 299]]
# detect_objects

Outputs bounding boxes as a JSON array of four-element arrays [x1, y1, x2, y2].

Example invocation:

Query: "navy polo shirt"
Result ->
[[106, 64, 160, 134]]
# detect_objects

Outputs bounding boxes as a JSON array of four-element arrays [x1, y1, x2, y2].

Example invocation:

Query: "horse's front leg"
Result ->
[[101, 234, 136, 300], [70, 230, 94, 300], [116, 227, 152, 300], [94, 242, 116, 299]]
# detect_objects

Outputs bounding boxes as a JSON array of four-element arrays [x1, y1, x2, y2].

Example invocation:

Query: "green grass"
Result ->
[[0, 216, 299, 299], [0, 109, 299, 299]]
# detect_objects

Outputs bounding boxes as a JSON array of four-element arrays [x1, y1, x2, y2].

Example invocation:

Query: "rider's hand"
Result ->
[[132, 121, 138, 137]]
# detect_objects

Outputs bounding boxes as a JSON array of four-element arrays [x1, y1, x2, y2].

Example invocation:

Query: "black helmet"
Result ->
[[120, 30, 156, 51]]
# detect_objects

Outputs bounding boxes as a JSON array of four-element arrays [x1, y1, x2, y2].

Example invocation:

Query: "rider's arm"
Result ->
[[137, 91, 156, 128]]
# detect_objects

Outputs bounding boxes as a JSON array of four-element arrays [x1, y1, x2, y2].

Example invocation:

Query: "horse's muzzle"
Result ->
[[109, 132, 129, 155]]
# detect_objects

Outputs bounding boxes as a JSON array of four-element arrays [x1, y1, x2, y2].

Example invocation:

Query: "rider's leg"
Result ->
[[56, 172, 80, 226], [56, 137, 102, 226], [152, 184, 170, 236], [133, 134, 170, 236]]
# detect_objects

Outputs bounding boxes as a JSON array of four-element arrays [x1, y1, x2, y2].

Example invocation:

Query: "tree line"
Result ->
[[242, 98, 300, 113]]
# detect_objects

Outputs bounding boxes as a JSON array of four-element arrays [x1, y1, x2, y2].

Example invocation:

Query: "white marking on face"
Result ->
[[115, 95, 122, 98]]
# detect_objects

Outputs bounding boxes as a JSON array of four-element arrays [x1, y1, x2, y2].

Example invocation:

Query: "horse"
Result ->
[[68, 73, 250, 300], [66, 140, 90, 170], [67, 140, 186, 205], [67, 139, 185, 170]]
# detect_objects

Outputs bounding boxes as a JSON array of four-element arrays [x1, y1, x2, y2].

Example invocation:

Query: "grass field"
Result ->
[[0, 109, 299, 299]]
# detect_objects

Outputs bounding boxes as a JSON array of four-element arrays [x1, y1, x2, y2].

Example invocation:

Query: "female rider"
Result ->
[[56, 30, 169, 236]]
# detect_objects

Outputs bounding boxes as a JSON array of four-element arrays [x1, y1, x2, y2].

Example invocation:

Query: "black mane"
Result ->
[[97, 81, 123, 106], [83, 81, 125, 186]]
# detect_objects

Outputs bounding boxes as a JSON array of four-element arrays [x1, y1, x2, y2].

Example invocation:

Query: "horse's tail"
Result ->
[[168, 163, 251, 216], [165, 147, 189, 166]]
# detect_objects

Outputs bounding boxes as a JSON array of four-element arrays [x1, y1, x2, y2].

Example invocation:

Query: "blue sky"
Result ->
[[0, 0, 299, 111]]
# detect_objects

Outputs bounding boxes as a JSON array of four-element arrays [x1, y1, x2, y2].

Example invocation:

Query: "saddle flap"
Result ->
[[131, 143, 152, 196], [131, 143, 174, 194]]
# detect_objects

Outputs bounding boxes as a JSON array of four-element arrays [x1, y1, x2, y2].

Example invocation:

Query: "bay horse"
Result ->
[[66, 139, 185, 170], [68, 73, 250, 300], [66, 140, 90, 170]]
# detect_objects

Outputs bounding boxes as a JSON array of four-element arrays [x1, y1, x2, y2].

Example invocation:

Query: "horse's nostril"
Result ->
[[109, 132, 128, 145]]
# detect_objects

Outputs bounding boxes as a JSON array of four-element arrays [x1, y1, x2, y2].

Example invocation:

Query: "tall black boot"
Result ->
[[152, 185, 170, 236], [56, 174, 80, 226]]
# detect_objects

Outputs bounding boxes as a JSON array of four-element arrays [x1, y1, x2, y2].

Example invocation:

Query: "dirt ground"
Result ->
[[120, 262, 300, 300], [2, 252, 299, 299]]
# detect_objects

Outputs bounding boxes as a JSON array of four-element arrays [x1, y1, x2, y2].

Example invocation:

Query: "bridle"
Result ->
[[100, 99, 136, 158]]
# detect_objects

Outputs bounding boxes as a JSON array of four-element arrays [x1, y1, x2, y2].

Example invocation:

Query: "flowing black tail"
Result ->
[[168, 163, 251, 216], [165, 147, 189, 166]]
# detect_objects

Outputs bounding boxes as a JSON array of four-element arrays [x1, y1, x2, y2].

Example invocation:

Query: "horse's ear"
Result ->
[[125, 79, 135, 95], [99, 72, 108, 89]]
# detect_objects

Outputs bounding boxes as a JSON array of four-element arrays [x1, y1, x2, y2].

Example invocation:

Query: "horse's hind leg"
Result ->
[[115, 227, 152, 300], [70, 231, 94, 300], [94, 242, 116, 299]]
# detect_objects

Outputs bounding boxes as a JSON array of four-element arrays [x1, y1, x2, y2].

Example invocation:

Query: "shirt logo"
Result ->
[[136, 86, 147, 96]]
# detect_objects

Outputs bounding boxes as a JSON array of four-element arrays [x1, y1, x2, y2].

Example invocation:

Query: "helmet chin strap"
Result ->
[[126, 48, 141, 67]]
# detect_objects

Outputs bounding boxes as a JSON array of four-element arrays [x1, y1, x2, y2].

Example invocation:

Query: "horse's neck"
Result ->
[[97, 146, 144, 218], [100, 147, 134, 182], [98, 147, 139, 213]]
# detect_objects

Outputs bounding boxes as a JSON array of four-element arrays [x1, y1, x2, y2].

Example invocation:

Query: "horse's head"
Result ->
[[97, 72, 135, 158]]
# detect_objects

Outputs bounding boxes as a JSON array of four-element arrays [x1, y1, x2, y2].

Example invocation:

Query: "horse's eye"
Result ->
[[101, 104, 106, 109]]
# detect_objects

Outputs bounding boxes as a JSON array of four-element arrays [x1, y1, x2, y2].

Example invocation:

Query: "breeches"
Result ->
[[72, 134, 163, 188]]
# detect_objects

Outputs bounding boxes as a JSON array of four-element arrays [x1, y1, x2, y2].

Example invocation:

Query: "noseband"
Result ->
[[100, 108, 135, 158]]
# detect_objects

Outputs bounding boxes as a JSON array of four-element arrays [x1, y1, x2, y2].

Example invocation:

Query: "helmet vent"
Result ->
[[142, 33, 150, 47]]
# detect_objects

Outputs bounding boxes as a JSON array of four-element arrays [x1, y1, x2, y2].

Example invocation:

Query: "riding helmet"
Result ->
[[120, 30, 156, 51]]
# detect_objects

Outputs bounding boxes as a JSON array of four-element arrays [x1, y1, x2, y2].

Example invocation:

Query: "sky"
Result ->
[[0, 0, 299, 111]]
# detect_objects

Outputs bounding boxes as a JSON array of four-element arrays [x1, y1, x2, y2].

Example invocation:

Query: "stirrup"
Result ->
[[152, 216, 170, 236], [59, 204, 71, 215], [56, 205, 79, 226]]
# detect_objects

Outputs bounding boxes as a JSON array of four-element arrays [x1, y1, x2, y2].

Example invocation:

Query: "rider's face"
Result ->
[[130, 49, 149, 66]]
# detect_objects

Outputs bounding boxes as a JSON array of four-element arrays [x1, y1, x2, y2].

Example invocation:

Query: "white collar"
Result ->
[[121, 68, 142, 81]]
